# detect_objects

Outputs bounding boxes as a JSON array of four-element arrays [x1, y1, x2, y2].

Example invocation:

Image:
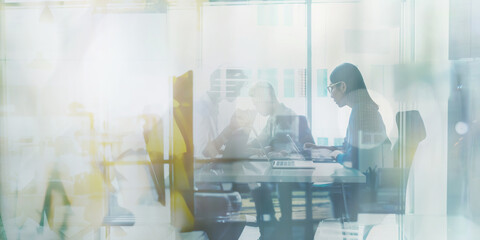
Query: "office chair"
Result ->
[[375, 110, 426, 214], [142, 116, 167, 206], [315, 111, 425, 240], [169, 71, 244, 240], [393, 110, 426, 169]]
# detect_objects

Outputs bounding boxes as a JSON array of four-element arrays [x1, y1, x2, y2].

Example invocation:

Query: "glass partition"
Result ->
[[1, 0, 479, 239], [0, 4, 172, 239]]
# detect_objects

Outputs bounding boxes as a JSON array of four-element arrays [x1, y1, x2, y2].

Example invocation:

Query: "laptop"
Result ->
[[251, 116, 316, 169], [271, 158, 316, 169], [220, 109, 257, 160], [269, 134, 315, 169], [222, 129, 250, 159]]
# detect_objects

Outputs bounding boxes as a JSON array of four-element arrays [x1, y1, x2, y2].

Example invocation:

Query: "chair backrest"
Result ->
[[171, 71, 195, 232], [373, 110, 426, 214], [393, 110, 426, 169], [368, 110, 426, 213], [142, 115, 166, 206]]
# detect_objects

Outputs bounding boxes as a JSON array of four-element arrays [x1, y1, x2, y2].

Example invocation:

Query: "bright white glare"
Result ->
[[455, 121, 469, 135]]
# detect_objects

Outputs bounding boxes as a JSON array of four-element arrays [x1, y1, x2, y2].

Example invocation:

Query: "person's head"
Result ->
[[248, 81, 278, 116], [328, 63, 367, 107]]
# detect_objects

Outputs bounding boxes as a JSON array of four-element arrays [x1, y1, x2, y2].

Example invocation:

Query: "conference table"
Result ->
[[194, 159, 366, 239]]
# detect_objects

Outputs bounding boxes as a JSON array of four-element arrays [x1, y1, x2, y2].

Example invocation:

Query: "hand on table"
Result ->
[[303, 142, 337, 151], [329, 150, 343, 160], [267, 150, 289, 159], [202, 141, 222, 158], [247, 146, 272, 158]]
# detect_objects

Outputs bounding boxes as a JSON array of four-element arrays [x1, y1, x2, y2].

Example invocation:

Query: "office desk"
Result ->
[[195, 161, 364, 183], [195, 161, 365, 239]]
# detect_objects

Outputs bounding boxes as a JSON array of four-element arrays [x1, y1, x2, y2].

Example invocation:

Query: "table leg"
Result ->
[[279, 183, 293, 238], [341, 183, 350, 221], [305, 182, 313, 240]]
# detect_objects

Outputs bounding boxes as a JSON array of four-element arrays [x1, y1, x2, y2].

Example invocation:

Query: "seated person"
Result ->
[[193, 69, 250, 239], [268, 115, 314, 158], [305, 63, 391, 221], [202, 109, 256, 159], [246, 82, 314, 239], [194, 68, 249, 159]]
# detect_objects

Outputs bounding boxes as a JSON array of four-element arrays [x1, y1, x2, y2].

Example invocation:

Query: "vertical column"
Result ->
[[306, 0, 312, 125], [0, 1, 6, 238]]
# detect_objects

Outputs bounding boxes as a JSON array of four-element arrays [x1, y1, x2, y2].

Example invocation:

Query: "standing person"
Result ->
[[306, 63, 391, 221]]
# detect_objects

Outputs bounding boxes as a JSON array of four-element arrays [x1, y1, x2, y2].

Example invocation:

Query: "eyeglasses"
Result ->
[[327, 81, 343, 93]]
